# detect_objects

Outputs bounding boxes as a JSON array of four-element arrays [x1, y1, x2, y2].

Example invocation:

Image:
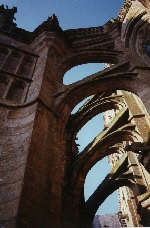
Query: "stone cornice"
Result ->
[[117, 0, 133, 22]]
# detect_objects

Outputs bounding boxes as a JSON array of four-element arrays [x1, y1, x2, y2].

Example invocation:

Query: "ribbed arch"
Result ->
[[66, 93, 123, 156], [68, 130, 134, 224], [54, 61, 139, 121]]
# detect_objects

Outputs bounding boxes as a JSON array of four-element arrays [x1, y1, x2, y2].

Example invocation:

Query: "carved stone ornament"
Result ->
[[0, 4, 17, 32], [117, 0, 132, 22]]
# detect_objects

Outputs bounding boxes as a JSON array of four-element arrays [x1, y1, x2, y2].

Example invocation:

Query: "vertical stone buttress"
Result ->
[[0, 40, 38, 227], [105, 90, 150, 227], [17, 18, 72, 228], [0, 6, 39, 227]]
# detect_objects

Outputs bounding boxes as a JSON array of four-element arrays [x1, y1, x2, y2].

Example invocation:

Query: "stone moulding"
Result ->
[[117, 0, 133, 22]]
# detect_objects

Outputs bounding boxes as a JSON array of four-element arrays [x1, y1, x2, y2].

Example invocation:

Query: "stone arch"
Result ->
[[59, 51, 120, 81], [84, 174, 140, 227], [66, 93, 125, 156], [61, 84, 145, 227], [40, 25, 150, 226], [47, 20, 125, 83], [62, 126, 137, 226]]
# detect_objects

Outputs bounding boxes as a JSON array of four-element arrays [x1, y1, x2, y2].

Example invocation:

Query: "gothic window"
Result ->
[[3, 50, 22, 73], [0, 47, 9, 67], [6, 79, 27, 102], [17, 55, 35, 78], [0, 74, 9, 97]]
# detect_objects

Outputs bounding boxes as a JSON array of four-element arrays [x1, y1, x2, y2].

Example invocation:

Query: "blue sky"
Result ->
[[1, 0, 124, 215], [1, 0, 123, 31]]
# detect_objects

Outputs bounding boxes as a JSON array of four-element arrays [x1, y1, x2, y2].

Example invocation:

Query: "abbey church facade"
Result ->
[[0, 0, 150, 227]]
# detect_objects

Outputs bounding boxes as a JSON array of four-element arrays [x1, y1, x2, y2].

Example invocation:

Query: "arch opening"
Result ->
[[76, 113, 104, 152], [63, 63, 105, 85], [84, 157, 118, 215], [71, 96, 90, 114]]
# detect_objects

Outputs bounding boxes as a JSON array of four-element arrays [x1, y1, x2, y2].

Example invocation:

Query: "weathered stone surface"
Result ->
[[0, 1, 150, 228]]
